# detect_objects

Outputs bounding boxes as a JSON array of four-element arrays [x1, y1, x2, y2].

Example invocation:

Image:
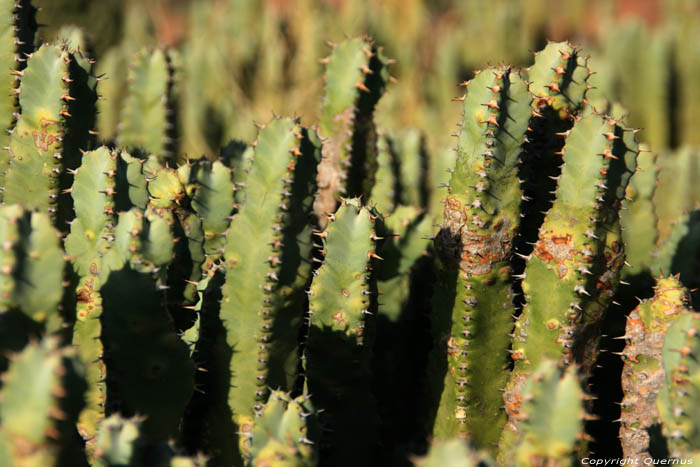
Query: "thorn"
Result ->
[[355, 81, 370, 93]]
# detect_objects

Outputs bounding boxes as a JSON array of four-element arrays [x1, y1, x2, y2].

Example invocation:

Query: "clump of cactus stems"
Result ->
[[0, 0, 699, 463]]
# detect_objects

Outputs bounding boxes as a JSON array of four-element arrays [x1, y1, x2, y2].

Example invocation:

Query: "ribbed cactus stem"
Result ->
[[431, 65, 532, 450]]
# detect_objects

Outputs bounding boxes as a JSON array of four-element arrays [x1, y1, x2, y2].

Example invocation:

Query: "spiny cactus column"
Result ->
[[243, 390, 319, 466], [117, 48, 176, 162], [303, 198, 381, 466], [527, 41, 591, 119], [619, 275, 689, 460], [0, 205, 65, 331], [658, 310, 700, 458], [431, 65, 532, 450], [97, 207, 194, 441], [508, 361, 585, 466], [64, 146, 120, 452], [215, 117, 319, 455], [189, 159, 234, 275], [3, 44, 69, 218], [0, 0, 35, 193], [502, 112, 639, 450], [0, 338, 86, 467], [620, 145, 658, 275], [313, 37, 390, 226]]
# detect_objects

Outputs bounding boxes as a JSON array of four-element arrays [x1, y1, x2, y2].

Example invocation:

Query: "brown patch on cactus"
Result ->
[[619, 311, 666, 460], [435, 196, 513, 275], [314, 107, 355, 227], [503, 374, 526, 426], [533, 233, 574, 279]]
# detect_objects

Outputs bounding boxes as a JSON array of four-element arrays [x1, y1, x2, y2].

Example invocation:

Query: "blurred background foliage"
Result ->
[[32, 0, 699, 168]]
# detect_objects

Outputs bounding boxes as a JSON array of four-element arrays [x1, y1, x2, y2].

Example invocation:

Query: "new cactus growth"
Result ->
[[508, 361, 585, 466], [244, 390, 319, 466]]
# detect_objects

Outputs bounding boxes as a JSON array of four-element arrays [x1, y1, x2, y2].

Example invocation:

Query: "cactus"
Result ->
[[508, 361, 585, 466], [196, 117, 320, 463], [0, 337, 86, 467], [658, 311, 700, 458], [414, 439, 494, 467], [0, 0, 34, 191], [313, 37, 390, 226], [502, 111, 639, 451], [243, 390, 319, 466], [431, 65, 532, 449], [0, 205, 65, 328], [117, 48, 176, 162], [3, 44, 69, 217], [527, 41, 590, 119], [619, 275, 690, 460], [621, 145, 658, 275], [93, 414, 208, 467], [0, 9, 698, 465], [64, 146, 121, 451], [303, 198, 381, 465]]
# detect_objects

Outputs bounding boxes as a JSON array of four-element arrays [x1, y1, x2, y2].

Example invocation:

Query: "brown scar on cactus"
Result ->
[[435, 196, 514, 275]]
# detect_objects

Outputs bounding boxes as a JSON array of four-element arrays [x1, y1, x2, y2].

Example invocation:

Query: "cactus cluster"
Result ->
[[0, 1, 698, 466]]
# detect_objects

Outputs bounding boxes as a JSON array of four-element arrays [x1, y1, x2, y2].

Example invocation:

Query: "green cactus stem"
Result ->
[[654, 146, 700, 244], [0, 337, 87, 467], [431, 65, 532, 450], [507, 361, 585, 466], [117, 48, 176, 162], [64, 146, 121, 452], [413, 439, 494, 467], [0, 205, 65, 329], [0, 0, 35, 197], [243, 390, 319, 466], [620, 145, 658, 275], [652, 210, 700, 308], [658, 310, 700, 458], [214, 117, 319, 454], [527, 41, 591, 119], [502, 111, 639, 451], [303, 198, 381, 465], [313, 37, 390, 226], [619, 275, 689, 460]]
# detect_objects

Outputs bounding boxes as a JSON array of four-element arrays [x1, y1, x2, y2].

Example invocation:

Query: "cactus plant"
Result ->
[[0, 6, 697, 466], [431, 64, 532, 449], [303, 198, 381, 465], [619, 275, 690, 460]]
